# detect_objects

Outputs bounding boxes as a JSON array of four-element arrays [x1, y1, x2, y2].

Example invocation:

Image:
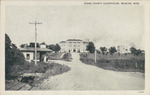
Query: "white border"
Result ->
[[1, 1, 150, 95]]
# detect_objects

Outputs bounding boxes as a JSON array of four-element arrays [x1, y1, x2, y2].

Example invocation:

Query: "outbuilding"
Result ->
[[20, 45, 52, 62]]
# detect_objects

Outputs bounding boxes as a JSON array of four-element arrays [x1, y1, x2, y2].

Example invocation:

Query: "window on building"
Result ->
[[26, 54, 30, 60]]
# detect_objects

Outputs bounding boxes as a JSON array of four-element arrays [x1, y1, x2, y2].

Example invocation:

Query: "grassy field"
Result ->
[[47, 52, 64, 60], [6, 61, 71, 86], [86, 53, 144, 60], [48, 52, 72, 61], [80, 53, 145, 73]]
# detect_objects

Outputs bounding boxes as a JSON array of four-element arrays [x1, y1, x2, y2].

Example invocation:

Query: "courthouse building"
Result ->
[[59, 39, 89, 53]]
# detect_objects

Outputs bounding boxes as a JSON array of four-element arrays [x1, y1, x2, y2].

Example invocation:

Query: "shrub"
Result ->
[[9, 61, 55, 77], [5, 34, 25, 77], [62, 53, 72, 61]]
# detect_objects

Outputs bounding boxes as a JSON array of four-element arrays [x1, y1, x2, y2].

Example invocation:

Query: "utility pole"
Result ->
[[29, 21, 42, 65]]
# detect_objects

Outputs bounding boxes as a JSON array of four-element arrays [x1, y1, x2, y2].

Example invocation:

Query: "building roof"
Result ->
[[40, 43, 46, 45], [67, 39, 83, 41], [83, 41, 89, 44], [59, 41, 66, 43], [59, 39, 89, 43], [20, 47, 52, 52]]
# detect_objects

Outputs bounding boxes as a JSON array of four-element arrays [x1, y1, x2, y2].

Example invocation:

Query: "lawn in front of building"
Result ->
[[47, 52, 64, 60], [48, 52, 72, 61], [86, 53, 144, 60], [80, 53, 145, 73]]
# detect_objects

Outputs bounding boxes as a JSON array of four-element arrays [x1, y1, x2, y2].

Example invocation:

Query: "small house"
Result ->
[[20, 43, 52, 62]]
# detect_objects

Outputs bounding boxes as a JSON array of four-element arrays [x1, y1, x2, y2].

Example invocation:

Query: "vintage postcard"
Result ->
[[0, 0, 150, 95]]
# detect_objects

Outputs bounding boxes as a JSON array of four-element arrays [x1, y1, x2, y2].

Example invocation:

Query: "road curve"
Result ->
[[32, 53, 144, 90]]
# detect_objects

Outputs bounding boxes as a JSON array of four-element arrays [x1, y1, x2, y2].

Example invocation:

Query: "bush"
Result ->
[[62, 53, 72, 61], [9, 61, 55, 77], [5, 34, 25, 77]]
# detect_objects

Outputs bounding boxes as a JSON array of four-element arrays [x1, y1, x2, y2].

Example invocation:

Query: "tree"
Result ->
[[47, 44, 61, 52], [96, 50, 101, 54], [20, 44, 29, 48], [130, 47, 142, 56], [109, 47, 117, 55], [55, 44, 61, 52], [5, 33, 11, 52], [100, 47, 107, 55], [135, 49, 142, 56], [86, 41, 95, 53], [47, 44, 56, 51], [41, 42, 46, 45], [5, 34, 25, 76], [130, 47, 137, 54]]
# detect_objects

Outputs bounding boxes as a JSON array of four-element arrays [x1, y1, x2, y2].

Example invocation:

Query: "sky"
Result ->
[[5, 5, 145, 50]]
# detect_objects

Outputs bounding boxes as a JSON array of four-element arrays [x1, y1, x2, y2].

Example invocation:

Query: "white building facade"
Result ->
[[59, 39, 89, 53], [117, 45, 130, 54]]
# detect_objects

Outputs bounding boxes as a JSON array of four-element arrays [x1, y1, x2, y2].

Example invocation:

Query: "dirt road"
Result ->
[[32, 53, 144, 90]]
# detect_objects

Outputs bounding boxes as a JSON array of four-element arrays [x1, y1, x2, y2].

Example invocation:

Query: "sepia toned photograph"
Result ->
[[1, 1, 150, 94]]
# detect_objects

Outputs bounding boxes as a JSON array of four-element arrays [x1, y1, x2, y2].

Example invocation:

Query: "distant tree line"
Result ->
[[86, 42, 117, 55], [86, 42, 143, 56], [130, 47, 142, 56]]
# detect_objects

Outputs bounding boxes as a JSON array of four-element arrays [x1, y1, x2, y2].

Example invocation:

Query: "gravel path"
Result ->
[[32, 53, 144, 90]]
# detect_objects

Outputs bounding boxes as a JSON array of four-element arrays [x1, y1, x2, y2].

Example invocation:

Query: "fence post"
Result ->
[[135, 62, 137, 68], [95, 50, 96, 63]]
